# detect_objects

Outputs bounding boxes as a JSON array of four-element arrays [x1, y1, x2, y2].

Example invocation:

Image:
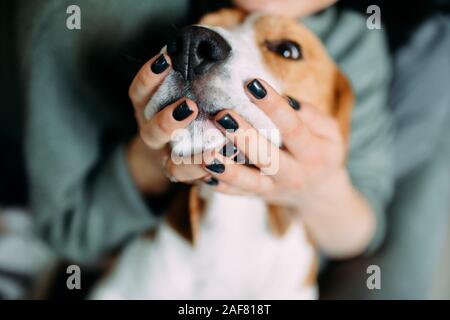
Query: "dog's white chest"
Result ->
[[90, 192, 316, 299]]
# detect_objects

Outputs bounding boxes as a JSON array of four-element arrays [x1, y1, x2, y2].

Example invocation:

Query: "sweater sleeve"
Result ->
[[304, 8, 395, 253], [342, 17, 394, 254], [20, 0, 189, 263], [29, 143, 159, 263], [24, 45, 160, 262]]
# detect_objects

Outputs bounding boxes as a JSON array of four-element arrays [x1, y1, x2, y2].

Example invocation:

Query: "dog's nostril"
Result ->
[[167, 26, 231, 81], [196, 40, 228, 62], [197, 42, 214, 61]]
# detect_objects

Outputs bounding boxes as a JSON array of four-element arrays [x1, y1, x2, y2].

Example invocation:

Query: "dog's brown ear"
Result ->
[[267, 205, 292, 237], [198, 8, 247, 28], [165, 186, 192, 242], [188, 185, 205, 244], [332, 68, 354, 145], [166, 185, 204, 245]]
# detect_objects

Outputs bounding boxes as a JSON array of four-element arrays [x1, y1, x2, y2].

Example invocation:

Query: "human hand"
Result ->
[[203, 79, 375, 257], [201, 79, 345, 207], [127, 53, 209, 195]]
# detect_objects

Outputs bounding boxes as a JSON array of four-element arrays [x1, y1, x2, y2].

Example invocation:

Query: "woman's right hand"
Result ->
[[127, 53, 208, 195]]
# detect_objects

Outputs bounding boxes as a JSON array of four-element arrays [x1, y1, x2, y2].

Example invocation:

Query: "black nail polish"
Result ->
[[247, 79, 267, 99], [172, 101, 193, 121], [287, 96, 301, 111], [217, 114, 239, 132], [220, 142, 238, 157], [206, 159, 225, 174], [205, 177, 219, 186], [151, 54, 169, 74]]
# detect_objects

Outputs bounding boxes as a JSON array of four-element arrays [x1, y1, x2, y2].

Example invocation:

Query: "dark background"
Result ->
[[0, 0, 27, 206]]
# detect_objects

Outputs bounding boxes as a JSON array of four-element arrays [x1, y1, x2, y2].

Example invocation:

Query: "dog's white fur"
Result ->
[[91, 190, 315, 299], [90, 15, 316, 300]]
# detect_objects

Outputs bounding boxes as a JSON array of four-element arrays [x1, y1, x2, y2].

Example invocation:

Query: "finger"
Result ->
[[129, 53, 171, 111], [214, 110, 292, 177], [165, 151, 209, 183], [296, 102, 342, 143], [202, 178, 255, 197], [244, 78, 307, 156], [166, 162, 207, 183], [202, 153, 274, 195], [140, 99, 198, 149], [245, 78, 341, 155]]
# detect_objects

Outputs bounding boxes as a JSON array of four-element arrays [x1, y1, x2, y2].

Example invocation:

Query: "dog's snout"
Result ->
[[167, 26, 231, 81]]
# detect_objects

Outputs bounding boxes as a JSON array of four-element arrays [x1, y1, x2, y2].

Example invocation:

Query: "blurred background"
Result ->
[[0, 0, 449, 299]]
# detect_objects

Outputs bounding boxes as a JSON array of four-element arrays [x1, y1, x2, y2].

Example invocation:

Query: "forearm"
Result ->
[[298, 169, 376, 259], [127, 136, 171, 195]]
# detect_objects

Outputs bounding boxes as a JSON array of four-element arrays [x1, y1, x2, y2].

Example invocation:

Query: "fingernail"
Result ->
[[287, 96, 301, 111], [217, 113, 239, 132], [205, 177, 219, 186], [247, 79, 267, 99], [151, 54, 169, 74], [172, 101, 193, 121], [220, 142, 238, 157], [205, 159, 225, 174]]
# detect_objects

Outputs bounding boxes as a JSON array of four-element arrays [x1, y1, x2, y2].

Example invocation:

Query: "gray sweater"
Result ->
[[20, 0, 393, 262]]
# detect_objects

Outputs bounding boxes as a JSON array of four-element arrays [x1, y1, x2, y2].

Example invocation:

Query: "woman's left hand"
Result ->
[[203, 79, 345, 209], [203, 79, 376, 258]]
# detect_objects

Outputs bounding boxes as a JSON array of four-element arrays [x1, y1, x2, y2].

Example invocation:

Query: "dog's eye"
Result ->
[[265, 40, 302, 60]]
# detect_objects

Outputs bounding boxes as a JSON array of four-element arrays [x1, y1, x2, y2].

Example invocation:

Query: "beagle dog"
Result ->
[[90, 8, 353, 300]]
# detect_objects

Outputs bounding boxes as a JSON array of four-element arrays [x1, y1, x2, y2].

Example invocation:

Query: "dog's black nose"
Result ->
[[167, 26, 231, 81]]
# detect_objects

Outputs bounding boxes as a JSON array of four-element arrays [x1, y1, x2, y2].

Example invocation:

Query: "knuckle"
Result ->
[[283, 121, 303, 140], [171, 169, 188, 183], [222, 164, 237, 180], [128, 85, 134, 100], [167, 161, 195, 182], [137, 69, 152, 87], [157, 117, 174, 136], [255, 174, 272, 193], [139, 128, 158, 149], [283, 175, 301, 190]]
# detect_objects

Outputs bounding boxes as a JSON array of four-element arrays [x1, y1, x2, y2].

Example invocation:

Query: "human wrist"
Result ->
[[296, 168, 377, 257], [127, 136, 171, 195], [294, 167, 351, 212]]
